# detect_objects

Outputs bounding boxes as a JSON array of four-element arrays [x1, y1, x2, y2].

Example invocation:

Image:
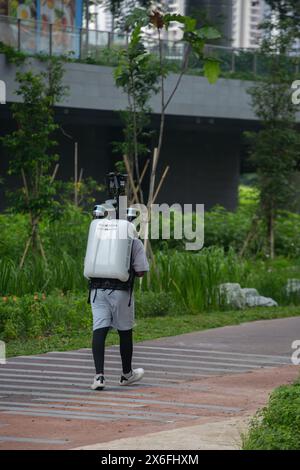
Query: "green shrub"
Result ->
[[275, 210, 300, 258], [0, 213, 28, 260], [0, 292, 92, 341], [135, 291, 185, 317], [0, 289, 184, 340], [242, 380, 300, 450]]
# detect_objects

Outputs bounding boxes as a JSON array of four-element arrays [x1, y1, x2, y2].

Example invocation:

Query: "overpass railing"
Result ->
[[0, 14, 299, 77]]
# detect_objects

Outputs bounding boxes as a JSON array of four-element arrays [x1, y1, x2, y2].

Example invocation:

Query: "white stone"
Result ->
[[219, 283, 278, 309], [219, 283, 246, 309], [245, 296, 278, 308], [240, 288, 259, 299]]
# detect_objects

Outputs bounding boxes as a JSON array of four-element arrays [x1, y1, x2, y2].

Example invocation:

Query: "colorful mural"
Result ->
[[0, 1, 83, 55], [40, 1, 79, 53], [8, 0, 37, 20]]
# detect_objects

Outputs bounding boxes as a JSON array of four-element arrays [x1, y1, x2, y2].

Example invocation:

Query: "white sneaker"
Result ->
[[91, 374, 105, 390], [119, 368, 144, 386]]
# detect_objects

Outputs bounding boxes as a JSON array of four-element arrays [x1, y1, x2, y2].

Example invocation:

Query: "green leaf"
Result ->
[[125, 7, 149, 31], [183, 16, 197, 32], [164, 14, 197, 32], [204, 59, 220, 84], [198, 26, 221, 40], [131, 24, 142, 47]]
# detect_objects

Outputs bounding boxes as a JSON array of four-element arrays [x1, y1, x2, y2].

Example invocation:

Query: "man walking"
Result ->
[[89, 236, 149, 390]]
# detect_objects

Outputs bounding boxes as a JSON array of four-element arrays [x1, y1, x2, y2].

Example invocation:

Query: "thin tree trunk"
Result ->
[[147, 29, 165, 211], [239, 214, 260, 258], [19, 164, 59, 269], [74, 142, 78, 206], [130, 68, 143, 203], [268, 204, 275, 259], [37, 230, 47, 265]]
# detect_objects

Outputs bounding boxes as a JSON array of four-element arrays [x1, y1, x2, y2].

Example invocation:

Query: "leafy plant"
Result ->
[[0, 41, 26, 65]]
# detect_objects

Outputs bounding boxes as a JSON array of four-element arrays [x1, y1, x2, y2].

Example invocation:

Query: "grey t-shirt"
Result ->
[[132, 238, 149, 273]]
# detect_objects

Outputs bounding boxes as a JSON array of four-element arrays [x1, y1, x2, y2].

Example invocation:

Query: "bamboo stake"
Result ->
[[50, 164, 59, 184], [134, 159, 150, 202], [37, 230, 47, 265], [152, 165, 169, 204], [19, 232, 34, 269]]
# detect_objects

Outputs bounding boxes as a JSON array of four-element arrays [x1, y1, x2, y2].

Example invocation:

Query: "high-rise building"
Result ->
[[232, 0, 269, 49], [93, 0, 269, 49], [93, 1, 186, 41]]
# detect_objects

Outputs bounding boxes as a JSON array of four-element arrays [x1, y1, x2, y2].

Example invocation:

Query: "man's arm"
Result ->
[[132, 239, 149, 276]]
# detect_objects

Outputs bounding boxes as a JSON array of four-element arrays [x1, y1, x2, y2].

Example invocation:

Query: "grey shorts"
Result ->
[[90, 289, 135, 331]]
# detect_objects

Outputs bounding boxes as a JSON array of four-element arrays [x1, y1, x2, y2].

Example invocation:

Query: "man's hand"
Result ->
[[135, 271, 146, 278]]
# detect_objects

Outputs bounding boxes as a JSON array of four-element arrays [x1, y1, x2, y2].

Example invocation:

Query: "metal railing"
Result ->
[[0, 14, 299, 76]]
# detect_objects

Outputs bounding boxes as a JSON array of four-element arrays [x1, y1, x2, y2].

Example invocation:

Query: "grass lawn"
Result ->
[[5, 305, 300, 357]]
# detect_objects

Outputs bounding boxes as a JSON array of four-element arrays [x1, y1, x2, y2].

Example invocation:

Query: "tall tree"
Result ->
[[264, 0, 300, 47], [265, 0, 300, 22], [245, 5, 300, 258]]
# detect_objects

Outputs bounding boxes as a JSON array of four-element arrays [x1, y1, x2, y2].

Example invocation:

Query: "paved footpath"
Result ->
[[0, 316, 299, 450]]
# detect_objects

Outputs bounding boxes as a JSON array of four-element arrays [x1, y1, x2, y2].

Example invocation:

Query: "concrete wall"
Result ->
[[0, 54, 267, 212], [0, 53, 259, 121], [2, 53, 300, 120]]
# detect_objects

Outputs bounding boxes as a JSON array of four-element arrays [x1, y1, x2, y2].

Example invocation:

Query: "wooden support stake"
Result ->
[[50, 164, 59, 184], [134, 159, 150, 200], [147, 147, 158, 212], [152, 165, 169, 204]]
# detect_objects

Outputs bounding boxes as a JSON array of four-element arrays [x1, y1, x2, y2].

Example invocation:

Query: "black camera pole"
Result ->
[[107, 172, 127, 220]]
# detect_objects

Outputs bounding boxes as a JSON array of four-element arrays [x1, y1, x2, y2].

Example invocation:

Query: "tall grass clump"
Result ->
[[143, 247, 251, 312], [0, 253, 87, 297], [143, 247, 300, 312]]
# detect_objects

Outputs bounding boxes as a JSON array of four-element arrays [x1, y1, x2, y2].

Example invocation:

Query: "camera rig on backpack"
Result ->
[[92, 172, 128, 220]]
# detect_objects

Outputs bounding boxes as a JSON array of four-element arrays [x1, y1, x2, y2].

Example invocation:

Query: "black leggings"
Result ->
[[92, 327, 133, 375]]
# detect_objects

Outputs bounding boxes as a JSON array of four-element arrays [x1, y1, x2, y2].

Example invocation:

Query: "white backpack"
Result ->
[[84, 219, 136, 282]]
